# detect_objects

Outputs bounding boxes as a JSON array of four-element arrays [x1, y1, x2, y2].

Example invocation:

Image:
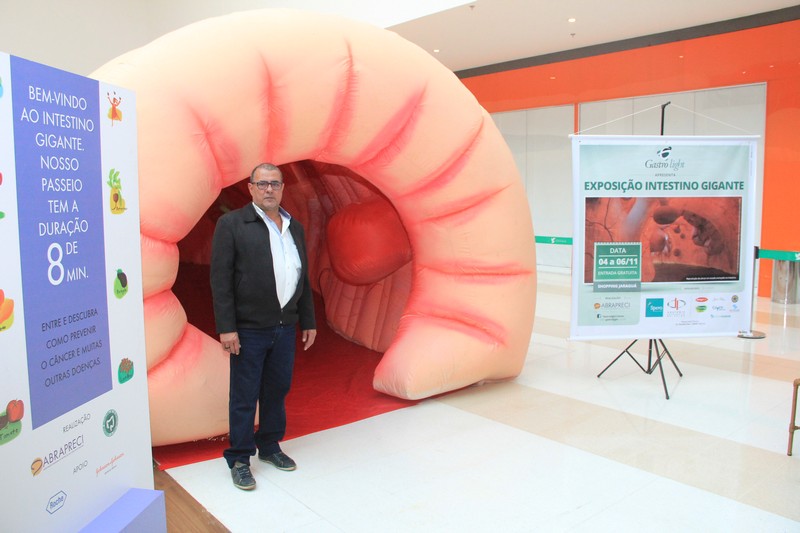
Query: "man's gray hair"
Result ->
[[250, 163, 282, 182]]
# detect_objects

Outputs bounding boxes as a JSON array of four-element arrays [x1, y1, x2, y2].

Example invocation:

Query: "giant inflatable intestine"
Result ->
[[91, 9, 536, 446]]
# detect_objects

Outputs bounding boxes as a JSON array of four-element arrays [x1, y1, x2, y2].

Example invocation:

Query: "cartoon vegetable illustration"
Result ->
[[6, 400, 23, 423], [113, 268, 129, 298], [106, 168, 126, 213], [118, 358, 134, 384], [107, 91, 122, 125], [0, 289, 14, 331], [0, 398, 23, 445]]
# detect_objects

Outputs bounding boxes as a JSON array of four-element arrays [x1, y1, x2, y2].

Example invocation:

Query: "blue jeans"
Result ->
[[224, 325, 296, 468]]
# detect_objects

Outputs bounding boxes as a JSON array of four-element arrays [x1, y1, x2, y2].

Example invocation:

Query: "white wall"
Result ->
[[0, 0, 152, 75], [0, 0, 468, 76], [492, 83, 767, 271]]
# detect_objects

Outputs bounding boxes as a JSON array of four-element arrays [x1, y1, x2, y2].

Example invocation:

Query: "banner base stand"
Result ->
[[79, 488, 166, 533], [738, 330, 766, 339], [597, 339, 683, 399]]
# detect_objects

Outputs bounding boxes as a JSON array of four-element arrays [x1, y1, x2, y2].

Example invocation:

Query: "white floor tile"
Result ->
[[167, 272, 800, 531]]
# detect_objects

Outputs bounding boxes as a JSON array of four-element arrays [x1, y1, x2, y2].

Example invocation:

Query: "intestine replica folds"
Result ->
[[91, 9, 537, 446]]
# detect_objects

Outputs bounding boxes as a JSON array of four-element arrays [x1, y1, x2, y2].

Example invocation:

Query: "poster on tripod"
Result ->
[[0, 52, 154, 531], [570, 135, 758, 340]]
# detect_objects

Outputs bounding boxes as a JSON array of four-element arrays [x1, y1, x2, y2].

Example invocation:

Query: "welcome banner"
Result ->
[[0, 53, 153, 531], [570, 135, 758, 340]]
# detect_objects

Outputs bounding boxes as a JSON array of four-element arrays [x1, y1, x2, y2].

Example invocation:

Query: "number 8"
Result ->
[[48, 243, 64, 285]]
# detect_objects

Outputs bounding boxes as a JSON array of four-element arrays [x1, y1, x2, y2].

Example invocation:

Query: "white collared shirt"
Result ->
[[252, 203, 302, 308]]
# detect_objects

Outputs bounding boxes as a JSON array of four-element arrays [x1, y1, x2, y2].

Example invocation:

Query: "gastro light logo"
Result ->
[[645, 146, 685, 170], [102, 409, 118, 437], [645, 298, 664, 317]]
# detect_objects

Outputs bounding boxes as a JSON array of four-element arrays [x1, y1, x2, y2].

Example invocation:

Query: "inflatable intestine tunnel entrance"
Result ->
[[91, 9, 537, 446]]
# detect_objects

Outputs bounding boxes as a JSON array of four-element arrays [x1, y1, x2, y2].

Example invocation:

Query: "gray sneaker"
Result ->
[[258, 451, 297, 471], [231, 461, 256, 490]]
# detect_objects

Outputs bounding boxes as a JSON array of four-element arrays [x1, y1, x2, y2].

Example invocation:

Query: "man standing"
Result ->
[[210, 162, 316, 491]]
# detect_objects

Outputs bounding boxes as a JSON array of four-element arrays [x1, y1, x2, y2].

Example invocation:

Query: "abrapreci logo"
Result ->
[[645, 298, 664, 317], [31, 434, 86, 476]]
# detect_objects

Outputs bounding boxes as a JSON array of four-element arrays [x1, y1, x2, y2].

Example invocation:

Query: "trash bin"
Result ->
[[772, 260, 800, 304]]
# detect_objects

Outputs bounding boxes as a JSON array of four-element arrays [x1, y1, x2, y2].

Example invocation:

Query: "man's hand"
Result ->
[[302, 329, 317, 351], [220, 332, 240, 355]]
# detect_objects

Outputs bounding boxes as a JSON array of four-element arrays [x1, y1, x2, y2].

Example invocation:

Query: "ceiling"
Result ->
[[388, 0, 800, 74]]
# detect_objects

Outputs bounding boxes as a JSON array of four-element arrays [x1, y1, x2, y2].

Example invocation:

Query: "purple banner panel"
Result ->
[[11, 56, 111, 429]]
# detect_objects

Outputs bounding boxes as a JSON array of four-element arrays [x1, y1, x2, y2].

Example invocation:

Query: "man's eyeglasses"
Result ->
[[251, 180, 283, 191]]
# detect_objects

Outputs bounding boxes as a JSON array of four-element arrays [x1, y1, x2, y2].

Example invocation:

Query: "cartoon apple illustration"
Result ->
[[6, 400, 23, 423]]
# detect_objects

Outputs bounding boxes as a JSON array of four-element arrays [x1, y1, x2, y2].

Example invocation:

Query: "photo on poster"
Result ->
[[584, 196, 742, 284]]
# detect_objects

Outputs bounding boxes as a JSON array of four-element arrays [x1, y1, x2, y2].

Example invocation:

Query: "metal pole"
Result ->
[[660, 101, 671, 135], [739, 245, 766, 339]]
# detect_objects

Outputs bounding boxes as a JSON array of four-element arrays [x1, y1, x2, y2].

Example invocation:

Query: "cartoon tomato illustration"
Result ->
[[0, 398, 23, 445], [6, 400, 23, 423]]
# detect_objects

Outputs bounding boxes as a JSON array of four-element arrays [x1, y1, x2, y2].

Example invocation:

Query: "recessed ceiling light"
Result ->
[[433, 49, 440, 53], [568, 18, 576, 23]]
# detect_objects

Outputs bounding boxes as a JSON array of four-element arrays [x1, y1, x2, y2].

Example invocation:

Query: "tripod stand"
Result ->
[[597, 339, 683, 399]]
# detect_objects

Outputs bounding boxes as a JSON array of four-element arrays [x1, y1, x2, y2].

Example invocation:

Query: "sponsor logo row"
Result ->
[[644, 295, 740, 318]]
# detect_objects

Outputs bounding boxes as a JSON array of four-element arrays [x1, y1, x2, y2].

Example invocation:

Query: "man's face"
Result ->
[[248, 168, 284, 213]]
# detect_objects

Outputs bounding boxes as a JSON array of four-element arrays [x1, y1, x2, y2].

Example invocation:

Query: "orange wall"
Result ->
[[461, 20, 800, 296]]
